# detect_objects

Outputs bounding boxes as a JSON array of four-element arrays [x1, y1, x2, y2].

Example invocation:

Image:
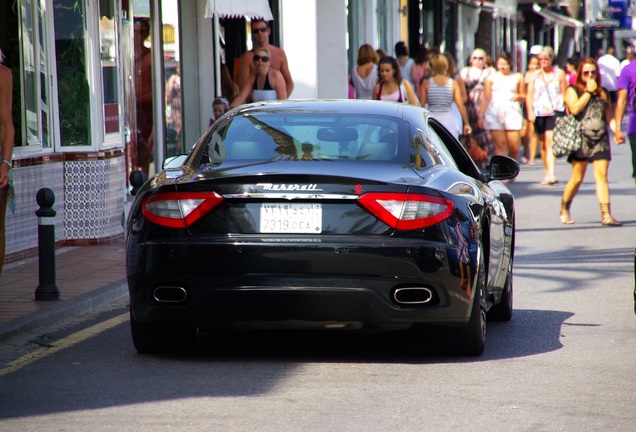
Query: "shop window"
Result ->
[[162, 0, 182, 156], [53, 0, 91, 147], [17, 0, 53, 150], [100, 0, 122, 144]]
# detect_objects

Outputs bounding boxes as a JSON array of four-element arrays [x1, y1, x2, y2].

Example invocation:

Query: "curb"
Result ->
[[0, 279, 128, 343]]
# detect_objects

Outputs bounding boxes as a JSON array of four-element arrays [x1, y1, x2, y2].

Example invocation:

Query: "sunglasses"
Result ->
[[582, 70, 598, 76], [253, 54, 270, 63], [252, 27, 268, 34]]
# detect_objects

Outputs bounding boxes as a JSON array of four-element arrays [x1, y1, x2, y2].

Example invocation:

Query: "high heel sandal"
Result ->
[[560, 201, 574, 224], [600, 203, 622, 226]]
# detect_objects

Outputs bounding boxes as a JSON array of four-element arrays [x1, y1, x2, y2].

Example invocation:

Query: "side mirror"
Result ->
[[162, 154, 188, 169], [488, 155, 520, 181]]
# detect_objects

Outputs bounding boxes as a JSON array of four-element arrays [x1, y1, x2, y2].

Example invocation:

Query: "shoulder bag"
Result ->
[[544, 79, 581, 158], [552, 114, 582, 157]]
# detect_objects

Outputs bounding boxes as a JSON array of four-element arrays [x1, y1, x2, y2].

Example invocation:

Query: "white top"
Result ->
[[597, 54, 621, 91], [351, 64, 378, 100], [399, 58, 415, 89]]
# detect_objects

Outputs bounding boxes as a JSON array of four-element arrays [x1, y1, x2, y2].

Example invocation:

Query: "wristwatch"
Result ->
[[1, 159, 11, 169]]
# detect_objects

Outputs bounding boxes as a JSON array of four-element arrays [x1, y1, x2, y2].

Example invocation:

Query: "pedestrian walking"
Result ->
[[419, 53, 471, 139], [526, 46, 567, 185], [411, 45, 431, 96], [395, 41, 415, 89], [0, 47, 15, 277], [459, 48, 495, 160], [521, 54, 540, 164], [614, 50, 636, 187], [478, 51, 525, 160], [373, 56, 419, 105], [350, 44, 379, 100], [597, 47, 621, 109], [560, 57, 621, 226]]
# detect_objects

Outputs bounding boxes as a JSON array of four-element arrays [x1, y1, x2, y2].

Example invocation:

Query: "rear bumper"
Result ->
[[128, 240, 477, 328]]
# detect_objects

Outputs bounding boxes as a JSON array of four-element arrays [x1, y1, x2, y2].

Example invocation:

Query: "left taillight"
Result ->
[[357, 192, 454, 230], [141, 192, 224, 228]]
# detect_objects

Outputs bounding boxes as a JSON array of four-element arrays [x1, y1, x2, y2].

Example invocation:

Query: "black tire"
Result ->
[[130, 310, 197, 354], [488, 263, 513, 322], [453, 281, 486, 356], [424, 251, 486, 356]]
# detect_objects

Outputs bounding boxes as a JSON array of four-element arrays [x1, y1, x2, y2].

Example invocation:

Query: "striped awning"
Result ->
[[205, 0, 274, 20]]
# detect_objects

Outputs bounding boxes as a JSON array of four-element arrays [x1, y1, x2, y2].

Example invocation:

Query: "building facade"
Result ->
[[1, 0, 602, 266]]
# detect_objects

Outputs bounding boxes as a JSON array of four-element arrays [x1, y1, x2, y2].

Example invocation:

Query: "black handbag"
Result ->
[[552, 114, 582, 157]]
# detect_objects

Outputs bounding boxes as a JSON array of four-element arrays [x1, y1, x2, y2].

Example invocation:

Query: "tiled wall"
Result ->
[[5, 153, 126, 259], [64, 157, 126, 240], [6, 162, 66, 256]]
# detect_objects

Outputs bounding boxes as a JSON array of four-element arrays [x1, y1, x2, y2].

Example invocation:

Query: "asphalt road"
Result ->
[[0, 143, 634, 431]]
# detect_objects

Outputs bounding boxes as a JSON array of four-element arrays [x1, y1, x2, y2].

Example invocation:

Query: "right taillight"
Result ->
[[142, 191, 224, 228], [357, 192, 454, 230]]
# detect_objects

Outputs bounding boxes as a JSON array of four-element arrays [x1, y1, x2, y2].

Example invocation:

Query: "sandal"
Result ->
[[600, 203, 622, 226], [560, 201, 574, 224], [560, 209, 574, 224], [548, 177, 559, 185]]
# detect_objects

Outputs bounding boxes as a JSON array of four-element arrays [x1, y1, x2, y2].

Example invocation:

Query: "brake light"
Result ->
[[142, 192, 224, 228], [358, 192, 454, 230]]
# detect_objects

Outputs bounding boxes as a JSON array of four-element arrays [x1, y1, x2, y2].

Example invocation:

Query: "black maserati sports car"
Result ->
[[126, 99, 519, 356]]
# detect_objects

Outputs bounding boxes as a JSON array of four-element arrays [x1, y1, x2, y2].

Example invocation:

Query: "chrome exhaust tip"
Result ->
[[393, 287, 433, 305], [153, 286, 188, 303]]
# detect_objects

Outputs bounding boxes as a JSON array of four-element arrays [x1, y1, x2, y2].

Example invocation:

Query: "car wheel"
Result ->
[[130, 310, 197, 354], [452, 281, 486, 356], [488, 262, 513, 322], [422, 252, 486, 356]]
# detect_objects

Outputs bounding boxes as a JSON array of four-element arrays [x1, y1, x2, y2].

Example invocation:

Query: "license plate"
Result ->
[[260, 203, 322, 233]]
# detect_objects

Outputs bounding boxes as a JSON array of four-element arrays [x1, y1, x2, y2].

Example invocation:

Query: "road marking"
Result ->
[[0, 312, 128, 377]]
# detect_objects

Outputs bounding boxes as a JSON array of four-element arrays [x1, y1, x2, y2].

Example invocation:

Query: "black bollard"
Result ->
[[34, 188, 60, 301]]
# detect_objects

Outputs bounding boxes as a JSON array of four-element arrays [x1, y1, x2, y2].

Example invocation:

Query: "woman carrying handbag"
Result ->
[[559, 57, 621, 226]]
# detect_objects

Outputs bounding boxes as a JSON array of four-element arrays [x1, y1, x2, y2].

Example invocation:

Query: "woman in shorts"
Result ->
[[526, 46, 568, 185], [478, 52, 525, 161]]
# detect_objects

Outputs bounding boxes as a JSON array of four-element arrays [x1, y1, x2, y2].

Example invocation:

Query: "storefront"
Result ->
[[3, 0, 128, 259]]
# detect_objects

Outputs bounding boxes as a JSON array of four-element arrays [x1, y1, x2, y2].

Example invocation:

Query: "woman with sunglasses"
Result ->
[[559, 58, 621, 226], [459, 48, 494, 164], [526, 46, 567, 185], [231, 47, 287, 107]]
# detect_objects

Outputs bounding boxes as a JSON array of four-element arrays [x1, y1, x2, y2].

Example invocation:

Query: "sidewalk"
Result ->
[[0, 238, 127, 342]]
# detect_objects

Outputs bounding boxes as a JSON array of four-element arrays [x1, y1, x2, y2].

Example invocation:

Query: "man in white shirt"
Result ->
[[620, 46, 635, 71], [597, 46, 622, 107]]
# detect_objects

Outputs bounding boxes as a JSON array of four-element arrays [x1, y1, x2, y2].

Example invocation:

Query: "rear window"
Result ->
[[205, 113, 408, 162]]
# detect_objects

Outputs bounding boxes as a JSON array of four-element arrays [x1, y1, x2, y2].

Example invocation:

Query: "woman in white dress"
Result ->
[[478, 51, 525, 160], [419, 54, 471, 139]]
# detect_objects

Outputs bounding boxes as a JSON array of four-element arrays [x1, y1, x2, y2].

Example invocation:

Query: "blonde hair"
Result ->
[[429, 54, 448, 76], [254, 47, 271, 58], [471, 48, 487, 60], [539, 46, 554, 60]]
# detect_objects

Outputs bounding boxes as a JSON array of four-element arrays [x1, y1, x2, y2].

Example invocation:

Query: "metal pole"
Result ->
[[34, 188, 60, 301]]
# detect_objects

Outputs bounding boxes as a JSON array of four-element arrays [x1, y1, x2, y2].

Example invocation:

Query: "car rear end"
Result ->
[[126, 103, 480, 332]]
